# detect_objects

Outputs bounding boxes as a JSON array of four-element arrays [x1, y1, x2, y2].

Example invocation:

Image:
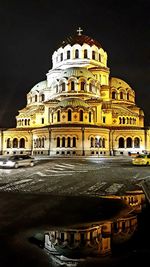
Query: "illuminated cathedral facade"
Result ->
[[0, 28, 150, 156]]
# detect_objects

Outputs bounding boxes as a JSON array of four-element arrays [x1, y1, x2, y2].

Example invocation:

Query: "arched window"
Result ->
[[61, 82, 65, 91], [60, 53, 63, 61], [71, 81, 75, 91], [134, 137, 140, 148], [38, 138, 41, 148], [126, 137, 132, 148], [34, 139, 37, 148], [89, 112, 91, 123], [80, 81, 85, 91], [123, 117, 125, 124], [28, 119, 30, 126], [89, 83, 92, 92], [120, 91, 123, 99], [7, 138, 11, 148], [51, 113, 53, 123], [62, 137, 65, 147], [92, 51, 95, 60], [84, 49, 87, 58], [19, 138, 25, 148], [73, 137, 76, 147], [99, 138, 102, 148], [95, 137, 99, 147], [75, 49, 79, 58], [99, 54, 101, 61], [68, 109, 72, 121], [36, 138, 38, 148], [57, 137, 60, 147], [41, 137, 45, 148], [102, 138, 105, 148], [41, 94, 45, 101], [13, 138, 18, 148], [57, 110, 60, 122], [67, 50, 70, 59], [127, 92, 130, 100], [35, 95, 37, 102], [25, 119, 27, 125], [112, 91, 116, 99], [90, 137, 94, 147], [119, 117, 122, 124], [119, 137, 125, 148], [67, 137, 71, 147], [79, 110, 83, 121]]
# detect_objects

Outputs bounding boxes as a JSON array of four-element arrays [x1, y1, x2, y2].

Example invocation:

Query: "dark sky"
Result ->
[[0, 0, 150, 127]]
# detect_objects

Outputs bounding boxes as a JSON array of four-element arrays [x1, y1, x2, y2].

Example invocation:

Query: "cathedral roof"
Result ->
[[59, 67, 95, 80], [60, 34, 102, 49], [30, 80, 47, 92], [56, 97, 89, 108], [110, 77, 133, 91]]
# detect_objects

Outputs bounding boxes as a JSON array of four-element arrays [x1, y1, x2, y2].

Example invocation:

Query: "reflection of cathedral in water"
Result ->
[[43, 191, 145, 266], [45, 222, 112, 257], [45, 215, 137, 266]]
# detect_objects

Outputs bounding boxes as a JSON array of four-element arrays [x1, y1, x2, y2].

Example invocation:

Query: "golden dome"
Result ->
[[110, 77, 133, 91], [59, 34, 102, 49]]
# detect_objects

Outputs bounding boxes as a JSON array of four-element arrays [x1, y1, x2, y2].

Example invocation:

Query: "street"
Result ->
[[0, 156, 149, 196]]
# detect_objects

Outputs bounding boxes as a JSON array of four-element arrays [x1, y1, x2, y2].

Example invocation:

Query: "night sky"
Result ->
[[0, 0, 150, 127]]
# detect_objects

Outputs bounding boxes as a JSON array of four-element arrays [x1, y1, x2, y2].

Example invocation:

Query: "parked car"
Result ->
[[0, 154, 35, 168], [132, 154, 150, 166], [28, 234, 44, 248]]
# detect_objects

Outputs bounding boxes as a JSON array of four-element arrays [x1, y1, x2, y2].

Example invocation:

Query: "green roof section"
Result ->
[[56, 97, 90, 108]]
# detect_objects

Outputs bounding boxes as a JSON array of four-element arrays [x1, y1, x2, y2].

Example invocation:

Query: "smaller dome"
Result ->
[[110, 77, 132, 90], [56, 97, 89, 108], [59, 67, 95, 80], [30, 80, 47, 92]]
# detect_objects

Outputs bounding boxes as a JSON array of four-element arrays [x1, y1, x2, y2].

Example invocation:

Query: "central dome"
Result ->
[[51, 29, 107, 71], [60, 34, 102, 49]]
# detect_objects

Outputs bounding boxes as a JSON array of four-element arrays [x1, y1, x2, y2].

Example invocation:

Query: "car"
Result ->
[[132, 154, 150, 166], [28, 235, 44, 248], [0, 154, 35, 168]]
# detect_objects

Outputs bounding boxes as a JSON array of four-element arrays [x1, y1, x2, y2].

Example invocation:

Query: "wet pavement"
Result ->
[[0, 156, 149, 195], [0, 156, 150, 266]]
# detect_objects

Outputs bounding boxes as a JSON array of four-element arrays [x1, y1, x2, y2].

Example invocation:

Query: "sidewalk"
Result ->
[[34, 155, 130, 160]]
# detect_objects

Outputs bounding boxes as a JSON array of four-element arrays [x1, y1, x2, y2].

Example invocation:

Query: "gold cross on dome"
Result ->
[[77, 27, 83, 35]]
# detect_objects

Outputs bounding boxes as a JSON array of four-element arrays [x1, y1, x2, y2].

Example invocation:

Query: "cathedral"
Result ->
[[0, 28, 150, 157]]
